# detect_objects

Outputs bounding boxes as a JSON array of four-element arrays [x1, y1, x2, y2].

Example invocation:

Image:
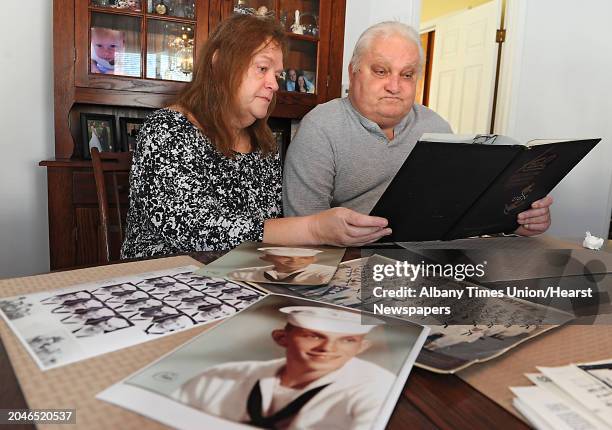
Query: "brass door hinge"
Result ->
[[326, 75, 330, 88], [496, 29, 506, 43]]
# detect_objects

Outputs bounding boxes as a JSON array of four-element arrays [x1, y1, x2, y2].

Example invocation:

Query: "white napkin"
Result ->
[[583, 231, 604, 250]]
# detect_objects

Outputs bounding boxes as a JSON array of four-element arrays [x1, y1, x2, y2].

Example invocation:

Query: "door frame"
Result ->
[[492, 0, 527, 136], [419, 1, 504, 133]]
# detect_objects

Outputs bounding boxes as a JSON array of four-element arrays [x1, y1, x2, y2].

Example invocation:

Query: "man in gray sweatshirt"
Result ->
[[283, 21, 552, 237]]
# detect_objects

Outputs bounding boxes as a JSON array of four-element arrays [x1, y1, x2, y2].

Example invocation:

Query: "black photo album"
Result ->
[[370, 134, 600, 241]]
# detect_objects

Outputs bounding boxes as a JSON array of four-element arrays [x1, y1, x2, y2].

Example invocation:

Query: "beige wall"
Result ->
[[421, 0, 491, 22]]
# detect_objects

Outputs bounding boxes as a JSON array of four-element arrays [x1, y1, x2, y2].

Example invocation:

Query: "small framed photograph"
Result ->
[[283, 68, 316, 93], [90, 27, 127, 75], [300, 70, 316, 93], [119, 117, 145, 151], [80, 113, 117, 159], [283, 68, 297, 91]]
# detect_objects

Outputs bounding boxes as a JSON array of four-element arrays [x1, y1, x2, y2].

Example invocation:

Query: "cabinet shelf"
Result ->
[[144, 13, 197, 24], [285, 32, 319, 42], [89, 7, 198, 24], [88, 6, 143, 17]]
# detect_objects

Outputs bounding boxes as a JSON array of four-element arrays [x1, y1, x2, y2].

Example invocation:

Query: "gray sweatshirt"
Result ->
[[283, 97, 452, 216]]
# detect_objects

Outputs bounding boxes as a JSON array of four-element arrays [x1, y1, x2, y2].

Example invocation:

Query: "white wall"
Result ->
[[498, 0, 612, 239], [342, 0, 421, 92], [0, 1, 54, 278]]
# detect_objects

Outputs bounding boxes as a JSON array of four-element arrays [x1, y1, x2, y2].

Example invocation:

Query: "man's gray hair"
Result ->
[[350, 21, 423, 72]]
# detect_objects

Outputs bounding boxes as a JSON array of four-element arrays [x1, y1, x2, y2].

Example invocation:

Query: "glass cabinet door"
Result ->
[[279, 0, 320, 95], [146, 20, 194, 81], [233, 0, 274, 15], [90, 12, 142, 77], [76, 0, 204, 91], [91, 0, 144, 11], [146, 0, 196, 19], [228, 0, 321, 96], [283, 39, 317, 93]]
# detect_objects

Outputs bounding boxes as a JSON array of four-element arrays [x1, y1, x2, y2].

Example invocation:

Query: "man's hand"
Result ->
[[514, 195, 553, 236], [309, 207, 392, 246]]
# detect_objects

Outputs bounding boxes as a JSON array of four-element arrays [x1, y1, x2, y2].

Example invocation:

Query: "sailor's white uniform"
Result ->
[[228, 264, 336, 285], [171, 357, 395, 429]]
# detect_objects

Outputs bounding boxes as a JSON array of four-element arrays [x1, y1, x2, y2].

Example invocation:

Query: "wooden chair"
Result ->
[[90, 147, 133, 264]]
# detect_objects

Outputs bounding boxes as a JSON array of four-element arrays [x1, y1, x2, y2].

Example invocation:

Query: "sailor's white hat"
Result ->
[[258, 247, 323, 257], [279, 306, 380, 334]]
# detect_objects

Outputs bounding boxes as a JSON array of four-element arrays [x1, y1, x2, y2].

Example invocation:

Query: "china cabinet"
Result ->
[[42, 0, 346, 269]]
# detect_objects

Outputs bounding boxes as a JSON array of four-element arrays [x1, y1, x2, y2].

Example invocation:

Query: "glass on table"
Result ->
[[90, 12, 142, 77], [146, 20, 194, 82]]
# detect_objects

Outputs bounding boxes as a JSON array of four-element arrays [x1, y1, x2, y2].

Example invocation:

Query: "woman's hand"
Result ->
[[514, 195, 553, 236], [307, 207, 392, 246]]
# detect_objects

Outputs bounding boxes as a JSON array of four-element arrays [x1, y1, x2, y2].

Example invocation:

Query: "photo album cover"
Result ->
[[97, 294, 430, 430]]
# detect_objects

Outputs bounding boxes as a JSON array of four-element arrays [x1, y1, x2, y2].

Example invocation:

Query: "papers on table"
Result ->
[[0, 266, 265, 370], [274, 257, 367, 307], [512, 359, 612, 429], [276, 255, 574, 373]]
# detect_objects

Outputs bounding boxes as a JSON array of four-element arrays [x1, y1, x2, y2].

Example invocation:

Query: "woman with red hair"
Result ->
[[122, 14, 390, 258]]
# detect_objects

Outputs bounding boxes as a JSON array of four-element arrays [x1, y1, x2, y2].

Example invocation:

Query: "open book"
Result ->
[[370, 134, 600, 241]]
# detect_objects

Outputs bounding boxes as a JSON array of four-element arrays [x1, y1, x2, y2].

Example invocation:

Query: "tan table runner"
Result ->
[[458, 238, 612, 418], [0, 256, 211, 430], [458, 324, 612, 418], [2, 248, 610, 427]]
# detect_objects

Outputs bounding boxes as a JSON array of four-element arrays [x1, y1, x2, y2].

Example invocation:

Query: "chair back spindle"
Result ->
[[90, 147, 132, 264]]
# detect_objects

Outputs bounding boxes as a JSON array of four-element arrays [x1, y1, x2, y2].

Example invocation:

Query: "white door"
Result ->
[[428, 1, 501, 134]]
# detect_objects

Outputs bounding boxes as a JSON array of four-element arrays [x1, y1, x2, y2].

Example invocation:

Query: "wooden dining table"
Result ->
[[0, 246, 535, 429]]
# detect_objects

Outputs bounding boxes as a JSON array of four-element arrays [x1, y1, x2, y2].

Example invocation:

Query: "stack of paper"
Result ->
[[511, 359, 612, 429]]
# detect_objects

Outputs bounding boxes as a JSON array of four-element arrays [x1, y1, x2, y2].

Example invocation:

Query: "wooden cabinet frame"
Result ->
[[46, 0, 346, 270]]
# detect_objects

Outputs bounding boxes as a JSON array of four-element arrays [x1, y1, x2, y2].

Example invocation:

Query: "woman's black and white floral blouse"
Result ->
[[121, 109, 282, 258]]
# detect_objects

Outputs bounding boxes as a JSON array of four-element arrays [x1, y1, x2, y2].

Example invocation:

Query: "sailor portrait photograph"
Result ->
[[201, 242, 346, 286], [115, 295, 428, 430]]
